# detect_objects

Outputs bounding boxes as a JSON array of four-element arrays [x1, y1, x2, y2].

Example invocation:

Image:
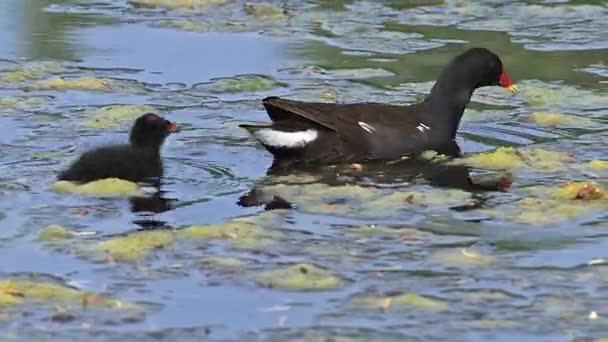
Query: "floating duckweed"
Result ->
[[0, 279, 124, 308], [38, 225, 73, 242], [526, 112, 593, 127], [553, 182, 604, 201], [429, 248, 497, 266], [254, 263, 344, 291], [209, 75, 280, 93], [588, 160, 608, 171], [453, 147, 570, 171], [179, 221, 280, 249], [130, 0, 229, 10], [94, 231, 175, 262], [351, 293, 449, 312], [244, 2, 286, 18], [83, 104, 157, 128], [29, 77, 111, 91], [51, 179, 141, 197]]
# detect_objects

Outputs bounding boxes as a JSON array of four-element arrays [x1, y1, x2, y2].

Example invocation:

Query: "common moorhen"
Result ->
[[241, 47, 517, 165], [58, 113, 180, 184]]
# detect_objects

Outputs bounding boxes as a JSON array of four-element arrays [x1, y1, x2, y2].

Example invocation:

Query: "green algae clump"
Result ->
[[526, 112, 593, 127], [588, 160, 608, 171], [209, 75, 280, 93], [453, 147, 570, 171], [94, 231, 174, 262], [179, 221, 280, 249], [254, 263, 344, 291], [552, 182, 604, 201], [83, 104, 157, 128], [38, 225, 73, 242], [51, 179, 141, 197], [351, 293, 449, 312], [0, 279, 124, 308], [29, 77, 111, 91]]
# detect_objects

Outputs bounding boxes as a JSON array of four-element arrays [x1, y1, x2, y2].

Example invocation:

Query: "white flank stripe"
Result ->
[[416, 122, 431, 133], [255, 128, 318, 148], [358, 121, 376, 134]]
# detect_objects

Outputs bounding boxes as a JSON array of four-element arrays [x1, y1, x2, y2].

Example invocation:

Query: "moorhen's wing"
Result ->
[[263, 97, 438, 159]]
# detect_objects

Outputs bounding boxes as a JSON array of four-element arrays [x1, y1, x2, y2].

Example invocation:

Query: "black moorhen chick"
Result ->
[[58, 113, 180, 184], [241, 47, 517, 165]]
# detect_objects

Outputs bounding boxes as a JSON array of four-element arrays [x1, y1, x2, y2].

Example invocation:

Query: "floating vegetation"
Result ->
[[0, 278, 126, 309], [428, 248, 497, 267], [51, 179, 142, 197], [156, 19, 213, 32], [82, 104, 157, 128], [453, 147, 572, 171], [90, 214, 282, 262], [38, 225, 74, 242], [0, 61, 66, 85], [179, 220, 281, 250], [28, 77, 111, 91], [129, 0, 230, 10], [588, 160, 608, 171], [200, 256, 250, 270], [208, 75, 281, 93], [524, 112, 595, 127], [94, 230, 174, 262], [254, 263, 344, 291], [552, 181, 604, 201], [0, 96, 49, 113], [351, 293, 449, 312], [244, 2, 286, 19], [519, 81, 606, 111]]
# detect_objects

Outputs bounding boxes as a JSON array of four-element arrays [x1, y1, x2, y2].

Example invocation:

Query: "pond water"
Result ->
[[0, 0, 606, 341]]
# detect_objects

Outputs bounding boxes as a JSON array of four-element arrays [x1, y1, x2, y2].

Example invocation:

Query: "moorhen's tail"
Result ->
[[239, 118, 323, 159]]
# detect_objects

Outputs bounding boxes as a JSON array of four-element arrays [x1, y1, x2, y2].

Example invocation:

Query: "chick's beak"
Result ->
[[167, 121, 181, 133]]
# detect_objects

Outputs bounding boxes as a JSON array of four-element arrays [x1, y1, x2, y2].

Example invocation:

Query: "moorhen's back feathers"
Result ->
[[241, 47, 517, 165], [58, 113, 179, 184]]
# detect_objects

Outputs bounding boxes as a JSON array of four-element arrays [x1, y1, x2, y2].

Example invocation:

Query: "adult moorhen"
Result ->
[[241, 47, 517, 165], [58, 113, 180, 184]]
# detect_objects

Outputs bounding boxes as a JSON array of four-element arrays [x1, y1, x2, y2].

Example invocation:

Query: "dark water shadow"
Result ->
[[238, 149, 511, 212], [129, 190, 176, 230]]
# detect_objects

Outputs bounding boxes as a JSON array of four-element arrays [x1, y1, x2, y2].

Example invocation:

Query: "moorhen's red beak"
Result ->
[[499, 71, 518, 93], [167, 121, 181, 133]]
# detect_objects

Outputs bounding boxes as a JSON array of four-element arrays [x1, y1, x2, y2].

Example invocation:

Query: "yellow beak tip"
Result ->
[[507, 84, 518, 94]]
